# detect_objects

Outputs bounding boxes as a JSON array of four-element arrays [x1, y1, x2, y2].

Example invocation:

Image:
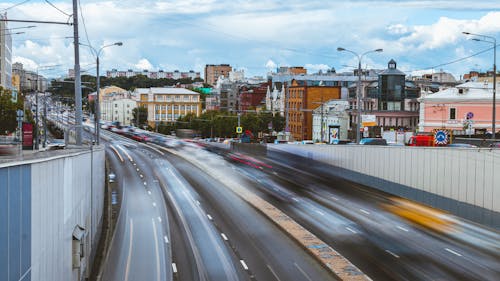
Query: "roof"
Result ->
[[421, 82, 496, 102], [134, 87, 199, 95], [379, 68, 406, 76]]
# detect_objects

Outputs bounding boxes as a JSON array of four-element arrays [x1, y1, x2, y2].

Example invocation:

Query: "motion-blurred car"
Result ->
[[46, 139, 66, 150], [359, 138, 388, 145]]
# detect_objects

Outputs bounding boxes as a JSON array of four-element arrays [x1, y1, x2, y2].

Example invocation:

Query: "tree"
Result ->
[[0, 87, 24, 135], [132, 106, 148, 127]]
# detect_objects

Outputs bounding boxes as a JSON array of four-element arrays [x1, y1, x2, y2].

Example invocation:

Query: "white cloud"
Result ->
[[386, 24, 411, 35], [304, 64, 331, 74], [134, 59, 154, 70], [265, 59, 277, 70]]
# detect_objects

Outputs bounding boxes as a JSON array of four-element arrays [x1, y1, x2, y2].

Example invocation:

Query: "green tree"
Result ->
[[0, 87, 24, 134], [132, 106, 148, 127]]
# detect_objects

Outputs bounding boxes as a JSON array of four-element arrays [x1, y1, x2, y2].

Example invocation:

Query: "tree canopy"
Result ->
[[0, 87, 27, 135]]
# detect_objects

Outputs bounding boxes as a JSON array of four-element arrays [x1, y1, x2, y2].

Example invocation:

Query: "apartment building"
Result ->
[[204, 64, 232, 86], [106, 69, 201, 80], [134, 87, 201, 128], [0, 14, 12, 89]]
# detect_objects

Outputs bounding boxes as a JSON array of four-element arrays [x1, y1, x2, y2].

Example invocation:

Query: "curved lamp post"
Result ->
[[463, 32, 497, 139], [80, 42, 123, 144], [337, 47, 383, 143]]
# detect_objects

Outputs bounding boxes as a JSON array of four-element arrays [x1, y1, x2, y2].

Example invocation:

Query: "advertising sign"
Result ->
[[22, 123, 33, 148], [329, 126, 339, 144], [361, 115, 377, 127]]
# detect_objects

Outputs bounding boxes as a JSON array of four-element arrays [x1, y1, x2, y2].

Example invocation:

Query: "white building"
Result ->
[[265, 84, 286, 117], [312, 100, 350, 143], [101, 99, 136, 125], [106, 69, 201, 80], [0, 13, 12, 89]]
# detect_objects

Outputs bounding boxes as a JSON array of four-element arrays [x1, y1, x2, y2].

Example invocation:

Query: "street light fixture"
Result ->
[[80, 42, 123, 144], [463, 31, 497, 139], [337, 47, 383, 143]]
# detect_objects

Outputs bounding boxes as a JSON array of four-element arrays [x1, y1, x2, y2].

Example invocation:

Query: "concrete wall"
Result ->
[[0, 147, 105, 281], [268, 144, 500, 229]]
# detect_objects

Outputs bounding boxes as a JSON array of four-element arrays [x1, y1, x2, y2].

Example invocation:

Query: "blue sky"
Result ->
[[2, 0, 499, 79]]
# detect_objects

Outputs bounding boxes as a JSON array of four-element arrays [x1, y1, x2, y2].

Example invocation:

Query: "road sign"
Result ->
[[434, 130, 449, 145], [466, 112, 474, 119], [236, 126, 243, 134]]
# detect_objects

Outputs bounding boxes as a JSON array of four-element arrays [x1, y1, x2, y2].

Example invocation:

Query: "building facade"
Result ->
[[204, 64, 232, 86], [134, 87, 201, 127], [312, 100, 350, 143], [106, 69, 201, 80], [239, 83, 268, 111], [0, 14, 12, 90], [287, 79, 342, 141], [418, 82, 500, 135], [12, 62, 48, 93]]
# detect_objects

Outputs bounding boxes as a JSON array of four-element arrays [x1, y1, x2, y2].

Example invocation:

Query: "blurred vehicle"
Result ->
[[408, 134, 440, 146], [46, 139, 66, 150], [0, 144, 17, 155], [359, 138, 387, 145], [131, 133, 150, 142], [447, 143, 478, 148], [108, 172, 116, 183], [226, 152, 273, 170], [301, 140, 314, 144], [382, 197, 455, 233], [489, 142, 500, 148]]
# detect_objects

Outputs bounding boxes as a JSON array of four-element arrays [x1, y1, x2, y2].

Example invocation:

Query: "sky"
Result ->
[[1, 0, 500, 80]]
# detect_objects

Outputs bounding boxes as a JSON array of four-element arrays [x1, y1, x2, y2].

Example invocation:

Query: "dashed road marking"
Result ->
[[331, 196, 339, 201], [152, 202, 156, 207], [196, 200, 200, 206], [315, 210, 325, 216], [157, 216, 162, 223], [172, 263, 177, 273], [144, 182, 147, 186], [140, 174, 143, 178], [292, 197, 299, 202], [148, 190, 152, 195], [445, 248, 462, 257], [385, 250, 400, 258], [397, 226, 409, 232], [240, 260, 249, 270], [360, 209, 370, 215], [207, 214, 213, 221], [294, 263, 313, 281], [164, 236, 169, 244], [221, 233, 228, 241], [346, 227, 357, 234]]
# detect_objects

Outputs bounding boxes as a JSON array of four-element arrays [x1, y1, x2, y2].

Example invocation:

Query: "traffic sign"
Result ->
[[466, 112, 474, 119], [434, 130, 449, 145], [236, 126, 242, 134]]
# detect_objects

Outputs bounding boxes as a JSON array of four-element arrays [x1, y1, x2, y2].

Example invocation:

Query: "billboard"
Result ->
[[22, 123, 33, 149], [361, 115, 377, 127]]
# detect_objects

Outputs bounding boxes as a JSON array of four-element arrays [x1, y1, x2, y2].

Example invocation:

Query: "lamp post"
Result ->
[[80, 42, 123, 144], [463, 32, 497, 139], [337, 47, 383, 143]]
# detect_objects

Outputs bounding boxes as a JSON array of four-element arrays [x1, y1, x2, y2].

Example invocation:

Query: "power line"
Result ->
[[0, 0, 32, 12], [44, 0, 71, 17], [78, 0, 92, 49]]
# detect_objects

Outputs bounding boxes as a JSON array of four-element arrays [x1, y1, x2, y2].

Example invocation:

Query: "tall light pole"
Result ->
[[337, 47, 383, 143], [463, 32, 497, 139], [80, 42, 123, 144]]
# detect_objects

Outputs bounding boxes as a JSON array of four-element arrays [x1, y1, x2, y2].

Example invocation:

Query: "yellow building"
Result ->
[[287, 79, 341, 140], [134, 87, 201, 128], [12, 74, 21, 93]]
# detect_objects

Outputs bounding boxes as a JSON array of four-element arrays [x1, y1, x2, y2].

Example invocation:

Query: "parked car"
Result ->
[[359, 138, 388, 145]]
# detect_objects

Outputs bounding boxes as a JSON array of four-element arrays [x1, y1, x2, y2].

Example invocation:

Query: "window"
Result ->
[[114, 104, 118, 108], [449, 108, 456, 120]]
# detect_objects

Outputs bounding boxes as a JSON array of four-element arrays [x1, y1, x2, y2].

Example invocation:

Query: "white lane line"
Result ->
[[140, 174, 143, 178], [207, 214, 213, 221], [221, 233, 228, 241], [124, 219, 134, 281], [315, 210, 325, 216], [360, 209, 370, 215], [266, 265, 283, 281], [240, 260, 249, 270], [136, 168, 139, 171], [385, 250, 400, 258], [397, 226, 409, 232], [172, 263, 178, 273], [445, 248, 463, 257], [273, 171, 278, 175], [157, 216, 162, 223], [148, 190, 152, 195], [109, 145, 124, 162], [144, 182, 147, 186], [196, 200, 200, 206], [151, 218, 161, 281], [292, 197, 299, 202], [164, 236, 169, 244], [133, 163, 136, 166], [152, 202, 156, 207], [331, 196, 339, 201], [294, 263, 313, 281], [346, 227, 357, 234]]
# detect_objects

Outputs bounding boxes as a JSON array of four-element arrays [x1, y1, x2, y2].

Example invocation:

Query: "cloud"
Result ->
[[386, 24, 411, 35], [304, 64, 331, 73], [134, 59, 154, 70], [265, 59, 277, 70]]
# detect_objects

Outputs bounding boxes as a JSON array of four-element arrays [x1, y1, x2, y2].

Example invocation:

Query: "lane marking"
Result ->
[[240, 260, 249, 270], [360, 209, 370, 215], [445, 248, 462, 257], [292, 197, 299, 202], [196, 200, 201, 205], [267, 265, 282, 281], [294, 263, 313, 281], [109, 145, 124, 162], [346, 227, 357, 234], [151, 218, 161, 281], [331, 196, 339, 201], [152, 202, 156, 207], [172, 263, 178, 273], [140, 174, 143, 178], [148, 190, 152, 195], [315, 210, 325, 216], [397, 226, 409, 232], [221, 233, 228, 241], [136, 168, 140, 171], [207, 214, 213, 221], [164, 236, 169, 244], [118, 146, 134, 162], [124, 219, 134, 281], [144, 182, 147, 186], [157, 216, 162, 223], [385, 250, 400, 258]]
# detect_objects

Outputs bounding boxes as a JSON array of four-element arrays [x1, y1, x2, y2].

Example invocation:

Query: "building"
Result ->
[[12, 62, 48, 92], [265, 84, 286, 117], [287, 79, 342, 141], [134, 87, 202, 127], [94, 86, 135, 125], [204, 64, 232, 86], [312, 100, 350, 143], [239, 83, 268, 111], [106, 69, 201, 80], [0, 13, 12, 89], [277, 66, 307, 75], [418, 81, 500, 135]]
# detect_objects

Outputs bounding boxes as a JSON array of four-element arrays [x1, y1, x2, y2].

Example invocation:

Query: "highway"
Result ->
[[99, 132, 337, 281]]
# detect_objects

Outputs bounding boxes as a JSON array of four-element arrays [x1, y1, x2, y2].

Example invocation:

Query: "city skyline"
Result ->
[[2, 0, 499, 79]]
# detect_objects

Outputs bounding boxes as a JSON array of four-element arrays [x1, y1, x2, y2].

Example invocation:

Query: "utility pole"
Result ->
[[73, 0, 83, 145]]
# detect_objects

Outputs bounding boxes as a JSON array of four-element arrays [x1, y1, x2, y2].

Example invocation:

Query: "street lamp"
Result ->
[[337, 47, 383, 143], [463, 32, 497, 139], [80, 42, 123, 144]]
